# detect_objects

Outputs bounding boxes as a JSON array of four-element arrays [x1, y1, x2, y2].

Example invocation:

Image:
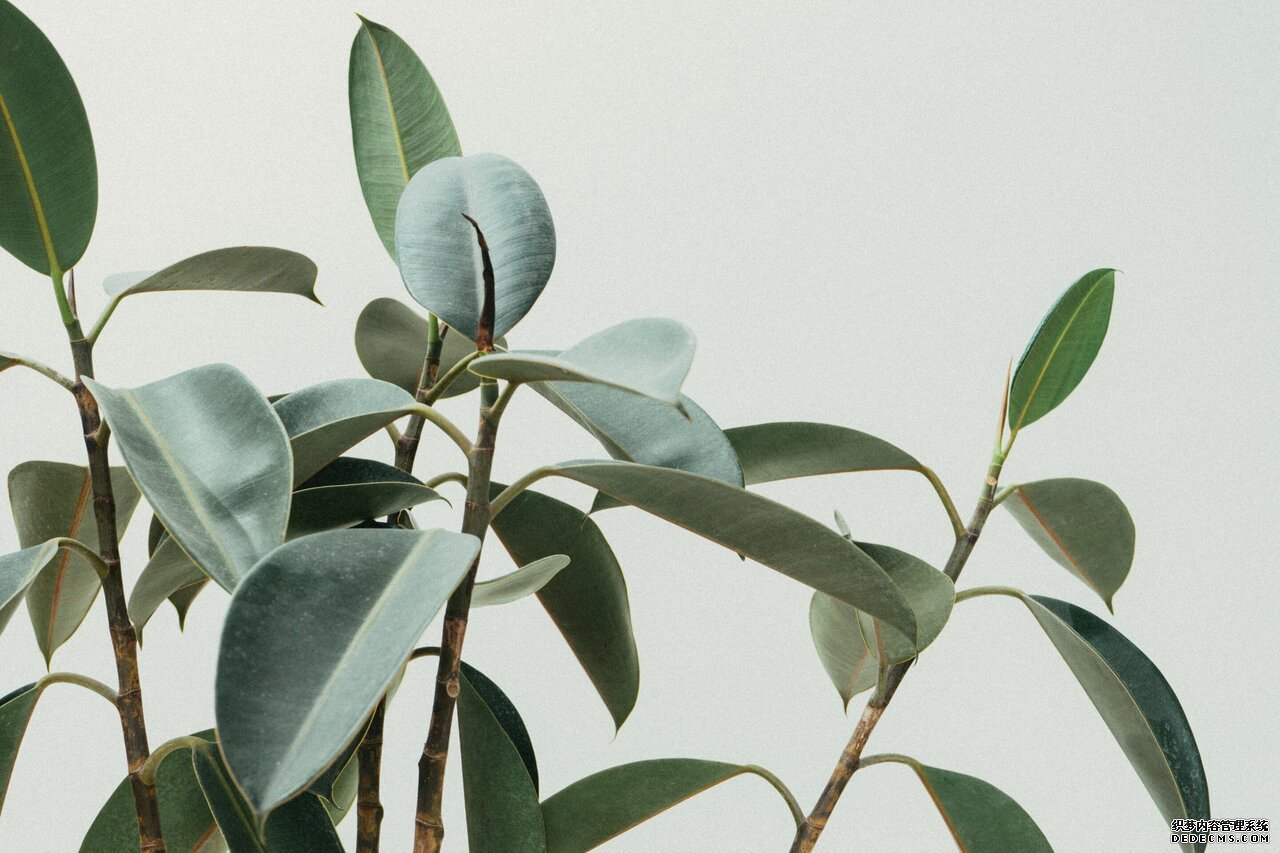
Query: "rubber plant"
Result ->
[[0, 4, 1209, 852]]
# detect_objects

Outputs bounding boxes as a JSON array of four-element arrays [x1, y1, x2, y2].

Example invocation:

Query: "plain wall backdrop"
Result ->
[[1, 2, 1276, 850]]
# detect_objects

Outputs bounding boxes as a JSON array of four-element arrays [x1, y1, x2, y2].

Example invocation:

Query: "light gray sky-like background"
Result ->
[[1, 3, 1276, 851]]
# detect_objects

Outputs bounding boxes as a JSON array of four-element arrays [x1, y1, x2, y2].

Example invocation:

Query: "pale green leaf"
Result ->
[[473, 555, 570, 608]]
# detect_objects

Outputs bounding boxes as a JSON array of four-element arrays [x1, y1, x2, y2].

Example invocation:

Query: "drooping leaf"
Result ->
[[488, 485, 638, 730], [354, 296, 505, 398], [395, 153, 555, 340], [994, 591, 1209, 851], [1001, 478, 1135, 610], [0, 0, 97, 274], [191, 740, 344, 852], [320, 751, 360, 826], [216, 528, 479, 817], [1008, 269, 1116, 431], [273, 377, 419, 484], [725, 422, 921, 485], [474, 319, 694, 408], [869, 755, 1052, 852], [349, 15, 461, 257], [8, 461, 140, 663], [541, 759, 799, 853], [0, 539, 87, 638], [78, 730, 223, 853], [86, 364, 292, 592], [128, 536, 206, 636], [457, 667, 546, 852], [537, 461, 916, 637], [0, 682, 40, 816], [809, 543, 953, 707], [102, 247, 318, 306], [472, 555, 570, 608], [289, 456, 444, 537], [461, 663, 539, 789]]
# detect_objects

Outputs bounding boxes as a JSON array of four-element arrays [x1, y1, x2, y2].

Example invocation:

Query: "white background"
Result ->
[[1, 2, 1276, 851]]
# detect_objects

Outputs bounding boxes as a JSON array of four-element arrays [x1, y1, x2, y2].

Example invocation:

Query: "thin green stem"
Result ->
[[55, 537, 110, 579], [954, 584, 1024, 603], [406, 404, 472, 457], [86, 292, 123, 344], [424, 472, 467, 490], [137, 736, 210, 786], [917, 465, 964, 540], [488, 381, 518, 422], [742, 764, 806, 830], [50, 268, 77, 331], [489, 466, 555, 519], [409, 646, 443, 663], [39, 671, 119, 706], [422, 350, 483, 405], [854, 753, 916, 770], [991, 484, 1019, 507], [0, 351, 76, 391]]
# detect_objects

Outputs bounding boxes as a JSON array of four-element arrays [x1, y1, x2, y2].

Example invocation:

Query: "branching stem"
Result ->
[[0, 351, 76, 391]]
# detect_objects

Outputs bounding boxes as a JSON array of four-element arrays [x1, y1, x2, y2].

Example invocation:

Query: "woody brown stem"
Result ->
[[791, 451, 1006, 852], [68, 332, 165, 852]]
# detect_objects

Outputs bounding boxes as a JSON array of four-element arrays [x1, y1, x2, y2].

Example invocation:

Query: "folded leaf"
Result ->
[[1001, 478, 1134, 610], [1008, 269, 1115, 431], [8, 461, 140, 663], [349, 16, 461, 257], [395, 153, 555, 340], [128, 537, 205, 636], [488, 485, 638, 730], [103, 247, 318, 302], [0, 0, 96, 274], [808, 593, 877, 707], [473, 555, 570, 608], [289, 456, 444, 537], [86, 364, 292, 592], [216, 528, 479, 816], [0, 682, 40, 816], [474, 319, 695, 407]]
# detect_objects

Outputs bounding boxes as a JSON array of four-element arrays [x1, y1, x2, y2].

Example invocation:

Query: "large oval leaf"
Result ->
[[989, 591, 1209, 851], [395, 153, 555, 340], [488, 484, 638, 730], [538, 461, 916, 638], [1008, 269, 1116, 431], [458, 666, 546, 852], [273, 378, 419, 484], [1001, 478, 1135, 610], [541, 759, 800, 852], [474, 319, 694, 407], [867, 755, 1052, 852], [86, 364, 292, 592], [354, 297, 503, 398], [0, 0, 96, 274], [216, 528, 479, 816], [102, 246, 318, 302], [8, 461, 140, 663], [349, 15, 461, 257]]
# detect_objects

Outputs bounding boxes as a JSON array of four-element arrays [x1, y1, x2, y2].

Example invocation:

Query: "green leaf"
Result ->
[[1008, 269, 1116, 431], [273, 377, 419, 484], [474, 319, 693, 407], [216, 528, 479, 816], [869, 756, 1051, 852], [1001, 478, 1135, 610], [79, 730, 224, 853], [809, 542, 953, 707], [725, 421, 921, 485], [8, 461, 140, 663], [458, 667, 546, 852], [86, 364, 292, 592], [488, 485, 638, 730], [289, 456, 445, 537], [0, 682, 40, 816], [104, 247, 317, 303], [349, 15, 461, 257], [0, 539, 90, 638], [541, 759, 798, 853], [539, 461, 917, 638], [996, 591, 1209, 851], [396, 153, 555, 340], [320, 751, 360, 826], [354, 297, 504, 398], [473, 555, 570, 608], [128, 537, 206, 636], [0, 0, 96, 274], [191, 740, 344, 852]]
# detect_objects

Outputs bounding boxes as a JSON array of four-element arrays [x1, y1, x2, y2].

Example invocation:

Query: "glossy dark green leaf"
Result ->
[[273, 378, 419, 484], [869, 756, 1051, 852], [191, 740, 343, 852], [289, 456, 444, 537], [1001, 478, 1135, 610], [1000, 591, 1209, 851], [216, 528, 479, 816], [0, 0, 96, 274], [541, 759, 799, 853], [396, 153, 555, 340], [488, 485, 638, 730], [475, 319, 693, 408], [354, 296, 504, 398], [725, 421, 921, 485], [1008, 269, 1116, 431], [473, 555, 570, 608], [458, 667, 546, 852], [541, 461, 916, 637], [78, 730, 223, 853], [86, 364, 292, 592], [349, 15, 461, 257], [461, 663, 539, 789], [8, 461, 140, 663]]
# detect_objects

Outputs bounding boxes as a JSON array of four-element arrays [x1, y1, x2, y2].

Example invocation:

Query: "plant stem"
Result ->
[[790, 449, 1007, 852], [414, 374, 500, 853], [62, 289, 165, 852], [357, 331, 446, 853]]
